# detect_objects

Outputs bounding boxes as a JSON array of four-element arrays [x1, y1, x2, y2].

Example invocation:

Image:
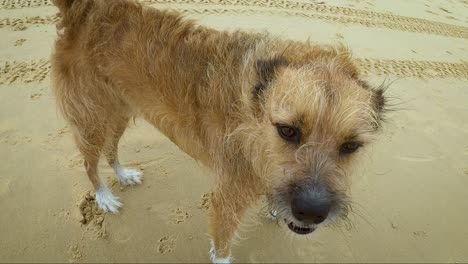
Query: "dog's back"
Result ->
[[51, 0, 259, 163], [50, 0, 256, 218]]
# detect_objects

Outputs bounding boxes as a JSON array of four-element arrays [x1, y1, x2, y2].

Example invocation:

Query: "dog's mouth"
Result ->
[[287, 221, 316, 235]]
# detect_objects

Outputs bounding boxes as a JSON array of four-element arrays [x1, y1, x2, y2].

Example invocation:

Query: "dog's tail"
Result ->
[[53, 0, 92, 28]]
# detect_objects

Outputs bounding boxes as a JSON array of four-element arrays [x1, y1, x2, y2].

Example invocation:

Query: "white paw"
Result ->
[[211, 256, 231, 264], [209, 241, 216, 261], [96, 187, 122, 214], [117, 168, 143, 186], [209, 240, 231, 264]]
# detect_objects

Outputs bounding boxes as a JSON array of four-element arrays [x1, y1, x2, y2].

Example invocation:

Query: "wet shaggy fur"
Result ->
[[51, 0, 386, 262]]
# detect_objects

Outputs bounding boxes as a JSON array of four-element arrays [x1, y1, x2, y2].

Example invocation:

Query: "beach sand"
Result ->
[[1, 0, 467, 262]]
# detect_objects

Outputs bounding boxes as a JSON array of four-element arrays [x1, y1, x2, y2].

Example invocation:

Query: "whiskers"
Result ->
[[326, 197, 374, 233]]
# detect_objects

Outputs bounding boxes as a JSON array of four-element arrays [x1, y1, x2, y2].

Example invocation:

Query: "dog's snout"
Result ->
[[291, 189, 331, 224]]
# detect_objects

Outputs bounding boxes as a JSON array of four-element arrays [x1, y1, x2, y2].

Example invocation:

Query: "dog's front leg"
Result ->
[[208, 179, 257, 264]]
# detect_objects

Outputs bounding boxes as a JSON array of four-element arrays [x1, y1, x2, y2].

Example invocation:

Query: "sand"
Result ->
[[1, 0, 468, 263]]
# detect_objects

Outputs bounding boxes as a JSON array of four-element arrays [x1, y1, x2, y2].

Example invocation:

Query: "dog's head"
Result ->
[[248, 46, 386, 234]]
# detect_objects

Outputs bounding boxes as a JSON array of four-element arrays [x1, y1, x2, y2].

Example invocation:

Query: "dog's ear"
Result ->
[[359, 80, 386, 113], [372, 88, 386, 113], [253, 56, 288, 99], [372, 87, 387, 129], [359, 79, 387, 127]]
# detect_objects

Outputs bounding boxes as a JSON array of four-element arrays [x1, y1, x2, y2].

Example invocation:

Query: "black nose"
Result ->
[[291, 190, 331, 224]]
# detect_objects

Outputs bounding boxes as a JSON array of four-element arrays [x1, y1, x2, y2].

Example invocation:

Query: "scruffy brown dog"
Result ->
[[51, 0, 386, 262]]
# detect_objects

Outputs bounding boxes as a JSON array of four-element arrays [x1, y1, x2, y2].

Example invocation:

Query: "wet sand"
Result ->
[[1, 0, 468, 262]]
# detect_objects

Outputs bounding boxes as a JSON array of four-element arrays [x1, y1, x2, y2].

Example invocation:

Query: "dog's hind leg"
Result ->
[[73, 123, 122, 213], [104, 117, 143, 186]]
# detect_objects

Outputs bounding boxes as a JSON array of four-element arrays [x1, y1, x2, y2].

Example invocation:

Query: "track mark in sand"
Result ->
[[126, 158, 166, 169], [198, 192, 211, 211], [124, 157, 169, 178], [396, 155, 435, 162], [0, 130, 33, 146], [171, 208, 192, 224], [43, 125, 69, 149], [0, 15, 59, 31], [67, 244, 83, 263], [439, 7, 452, 14], [356, 59, 468, 78], [0, 129, 18, 145], [174, 7, 468, 39], [0, 59, 50, 85], [50, 126, 69, 138], [413, 230, 427, 237], [144, 0, 468, 39], [79, 192, 107, 238], [14, 38, 26, 46], [52, 208, 71, 223], [67, 153, 83, 169], [335, 33, 345, 40], [29, 93, 42, 100], [0, 0, 53, 9], [157, 236, 176, 254]]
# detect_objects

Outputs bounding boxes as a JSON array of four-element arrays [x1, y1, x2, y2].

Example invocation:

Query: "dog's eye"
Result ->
[[277, 125, 301, 143], [339, 141, 362, 155]]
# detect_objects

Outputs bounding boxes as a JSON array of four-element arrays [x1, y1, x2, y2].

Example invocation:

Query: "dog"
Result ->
[[51, 0, 386, 262]]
